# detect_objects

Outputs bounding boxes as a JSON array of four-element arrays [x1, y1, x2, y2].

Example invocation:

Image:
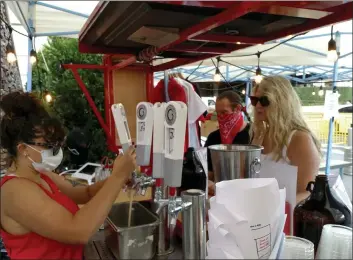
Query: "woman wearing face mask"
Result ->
[[250, 76, 321, 204], [204, 90, 251, 196], [0, 92, 136, 259]]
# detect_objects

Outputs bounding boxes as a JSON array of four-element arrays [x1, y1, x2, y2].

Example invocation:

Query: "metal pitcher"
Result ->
[[209, 144, 263, 182]]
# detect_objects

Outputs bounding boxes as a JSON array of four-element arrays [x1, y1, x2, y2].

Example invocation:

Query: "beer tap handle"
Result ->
[[152, 103, 167, 182], [163, 101, 187, 190], [111, 103, 132, 153]]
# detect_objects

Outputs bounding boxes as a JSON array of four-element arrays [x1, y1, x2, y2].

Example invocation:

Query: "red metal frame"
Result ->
[[71, 1, 353, 151], [62, 63, 120, 153]]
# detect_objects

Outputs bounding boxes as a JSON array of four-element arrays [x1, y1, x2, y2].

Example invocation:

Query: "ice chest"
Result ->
[[104, 202, 160, 259]]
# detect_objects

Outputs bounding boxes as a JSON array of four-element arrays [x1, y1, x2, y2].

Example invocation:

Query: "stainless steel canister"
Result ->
[[209, 144, 263, 182]]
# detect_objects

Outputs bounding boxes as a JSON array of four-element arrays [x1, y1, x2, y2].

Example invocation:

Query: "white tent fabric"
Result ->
[[7, 1, 99, 88], [7, 1, 99, 37]]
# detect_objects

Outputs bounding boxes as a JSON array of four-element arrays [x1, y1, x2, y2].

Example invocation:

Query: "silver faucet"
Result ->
[[153, 185, 177, 256], [154, 188, 206, 259], [130, 173, 207, 259], [131, 172, 156, 196]]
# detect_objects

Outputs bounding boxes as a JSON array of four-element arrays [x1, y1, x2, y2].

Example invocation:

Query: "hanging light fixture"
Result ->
[[5, 28, 17, 64], [30, 49, 37, 64], [318, 85, 324, 96], [213, 68, 221, 82], [327, 25, 338, 62], [254, 67, 263, 84], [242, 89, 246, 95], [254, 52, 263, 84], [6, 45, 16, 63], [44, 91, 53, 103], [213, 57, 221, 82]]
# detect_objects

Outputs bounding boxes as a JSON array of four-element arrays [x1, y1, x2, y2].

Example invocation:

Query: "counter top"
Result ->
[[84, 230, 183, 259]]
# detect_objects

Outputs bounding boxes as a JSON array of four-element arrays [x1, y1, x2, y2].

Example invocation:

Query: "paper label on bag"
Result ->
[[323, 90, 340, 120], [251, 223, 271, 259]]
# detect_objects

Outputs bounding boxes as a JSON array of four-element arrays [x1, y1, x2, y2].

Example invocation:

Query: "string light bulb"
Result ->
[[254, 52, 263, 84], [254, 67, 263, 84], [30, 49, 37, 64], [327, 26, 338, 62], [242, 89, 246, 94], [213, 68, 221, 81], [214, 57, 221, 82], [318, 86, 324, 96], [6, 45, 16, 63], [44, 92, 53, 103], [312, 91, 316, 96]]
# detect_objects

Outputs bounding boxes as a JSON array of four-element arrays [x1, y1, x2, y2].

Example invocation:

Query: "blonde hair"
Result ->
[[251, 76, 321, 161]]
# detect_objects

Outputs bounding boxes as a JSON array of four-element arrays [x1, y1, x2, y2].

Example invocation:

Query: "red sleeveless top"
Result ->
[[0, 174, 84, 260]]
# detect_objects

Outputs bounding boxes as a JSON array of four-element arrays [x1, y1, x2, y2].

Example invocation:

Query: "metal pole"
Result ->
[[226, 65, 229, 81], [26, 1, 34, 92], [245, 80, 250, 107], [325, 31, 340, 175], [181, 189, 206, 260], [164, 70, 170, 102]]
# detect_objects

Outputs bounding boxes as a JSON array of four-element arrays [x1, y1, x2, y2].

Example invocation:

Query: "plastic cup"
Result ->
[[279, 236, 314, 259], [316, 224, 352, 259]]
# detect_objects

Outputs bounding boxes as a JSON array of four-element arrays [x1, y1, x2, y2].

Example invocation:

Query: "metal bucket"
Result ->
[[104, 202, 159, 259], [209, 144, 263, 182]]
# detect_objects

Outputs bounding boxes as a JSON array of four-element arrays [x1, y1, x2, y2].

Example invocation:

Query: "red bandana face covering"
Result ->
[[217, 112, 244, 144]]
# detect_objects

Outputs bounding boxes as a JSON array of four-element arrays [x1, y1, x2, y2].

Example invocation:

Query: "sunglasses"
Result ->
[[26, 141, 62, 156], [250, 96, 270, 107]]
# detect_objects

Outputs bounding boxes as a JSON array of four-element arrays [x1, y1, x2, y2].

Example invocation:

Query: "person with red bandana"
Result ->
[[204, 90, 251, 196]]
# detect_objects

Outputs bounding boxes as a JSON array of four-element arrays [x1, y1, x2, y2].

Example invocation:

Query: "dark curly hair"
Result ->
[[0, 91, 65, 167]]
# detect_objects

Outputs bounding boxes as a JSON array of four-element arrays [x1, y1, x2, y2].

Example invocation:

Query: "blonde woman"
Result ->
[[250, 76, 321, 204]]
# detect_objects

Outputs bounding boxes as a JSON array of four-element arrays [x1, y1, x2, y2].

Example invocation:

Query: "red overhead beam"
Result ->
[[263, 1, 353, 42], [109, 1, 272, 71], [169, 45, 235, 54], [79, 42, 137, 56], [79, 1, 108, 41], [156, 1, 234, 9], [153, 1, 353, 71], [153, 55, 214, 72], [191, 34, 263, 44]]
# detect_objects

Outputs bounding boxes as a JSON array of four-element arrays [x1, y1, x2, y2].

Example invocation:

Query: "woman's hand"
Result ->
[[111, 146, 136, 182], [208, 180, 215, 197]]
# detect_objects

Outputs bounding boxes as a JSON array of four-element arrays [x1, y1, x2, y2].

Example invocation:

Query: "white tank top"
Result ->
[[261, 130, 297, 164]]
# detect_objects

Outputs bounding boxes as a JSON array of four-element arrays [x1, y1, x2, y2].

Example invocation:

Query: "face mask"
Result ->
[[217, 112, 244, 144], [26, 145, 63, 173]]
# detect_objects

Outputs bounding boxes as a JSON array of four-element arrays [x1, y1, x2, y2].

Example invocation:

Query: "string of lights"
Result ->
[[0, 16, 37, 65], [210, 25, 342, 85]]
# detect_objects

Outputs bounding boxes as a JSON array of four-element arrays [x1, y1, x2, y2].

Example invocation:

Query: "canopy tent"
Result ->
[[6, 1, 99, 89]]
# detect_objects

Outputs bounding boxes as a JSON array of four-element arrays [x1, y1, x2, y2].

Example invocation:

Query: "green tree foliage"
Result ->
[[31, 37, 109, 163], [295, 86, 352, 106]]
